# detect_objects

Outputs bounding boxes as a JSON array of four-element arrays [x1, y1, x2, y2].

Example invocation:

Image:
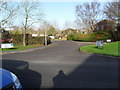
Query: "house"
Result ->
[[80, 20, 117, 34], [93, 19, 117, 32], [61, 28, 77, 35]]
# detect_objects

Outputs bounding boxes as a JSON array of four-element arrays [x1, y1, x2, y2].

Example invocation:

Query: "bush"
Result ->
[[76, 33, 96, 42], [107, 31, 119, 41], [67, 34, 74, 40], [67, 31, 118, 42], [94, 31, 110, 41], [10, 34, 23, 45], [73, 33, 81, 41], [81, 34, 96, 42], [10, 34, 51, 45]]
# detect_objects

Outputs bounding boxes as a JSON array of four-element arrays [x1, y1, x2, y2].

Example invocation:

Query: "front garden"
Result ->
[[67, 30, 120, 57], [80, 41, 120, 57]]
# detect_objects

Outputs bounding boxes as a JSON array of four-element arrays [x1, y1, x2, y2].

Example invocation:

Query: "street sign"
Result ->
[[1, 43, 14, 48], [96, 41, 104, 46]]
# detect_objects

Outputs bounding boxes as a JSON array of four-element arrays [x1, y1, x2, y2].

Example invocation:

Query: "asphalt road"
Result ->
[[1, 41, 120, 89]]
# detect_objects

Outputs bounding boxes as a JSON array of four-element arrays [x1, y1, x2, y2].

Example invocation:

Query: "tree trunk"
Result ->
[[23, 28, 26, 46]]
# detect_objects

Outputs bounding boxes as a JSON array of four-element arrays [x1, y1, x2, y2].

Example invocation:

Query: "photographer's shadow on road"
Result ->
[[2, 59, 42, 89], [53, 70, 68, 88]]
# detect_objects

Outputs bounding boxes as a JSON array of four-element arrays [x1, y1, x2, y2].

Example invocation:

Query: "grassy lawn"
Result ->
[[80, 41, 120, 57], [1, 44, 43, 51]]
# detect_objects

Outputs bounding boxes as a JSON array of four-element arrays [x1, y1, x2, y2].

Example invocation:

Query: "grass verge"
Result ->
[[80, 41, 120, 57], [1, 44, 43, 51]]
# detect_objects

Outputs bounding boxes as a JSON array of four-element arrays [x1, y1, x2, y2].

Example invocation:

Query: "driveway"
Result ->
[[1, 41, 120, 89]]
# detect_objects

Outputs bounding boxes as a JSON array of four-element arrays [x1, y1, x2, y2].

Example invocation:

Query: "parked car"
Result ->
[[2, 37, 13, 43], [0, 29, 13, 43], [0, 68, 22, 90]]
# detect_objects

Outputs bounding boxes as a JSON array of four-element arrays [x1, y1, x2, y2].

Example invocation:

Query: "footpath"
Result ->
[[0, 42, 57, 55]]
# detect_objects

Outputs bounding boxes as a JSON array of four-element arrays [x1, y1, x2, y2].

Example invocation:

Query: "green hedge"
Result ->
[[67, 31, 119, 42], [73, 33, 81, 41], [67, 34, 74, 40], [10, 34, 51, 45], [10, 34, 23, 45]]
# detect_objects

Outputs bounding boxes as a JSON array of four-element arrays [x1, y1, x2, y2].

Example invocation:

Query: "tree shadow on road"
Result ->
[[1, 59, 42, 90]]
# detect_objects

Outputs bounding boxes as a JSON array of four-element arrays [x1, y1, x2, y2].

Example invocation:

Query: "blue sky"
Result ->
[[3, 1, 116, 30], [42, 2, 107, 29], [42, 2, 78, 29]]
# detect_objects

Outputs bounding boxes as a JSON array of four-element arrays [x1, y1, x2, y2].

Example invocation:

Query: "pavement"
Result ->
[[1, 40, 95, 55], [1, 40, 120, 89], [1, 42, 58, 55]]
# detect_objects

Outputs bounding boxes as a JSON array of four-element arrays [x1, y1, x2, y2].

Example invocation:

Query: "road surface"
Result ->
[[2, 41, 120, 89]]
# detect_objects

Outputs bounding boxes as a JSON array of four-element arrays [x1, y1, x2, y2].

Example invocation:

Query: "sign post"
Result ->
[[1, 43, 14, 49], [96, 40, 104, 49]]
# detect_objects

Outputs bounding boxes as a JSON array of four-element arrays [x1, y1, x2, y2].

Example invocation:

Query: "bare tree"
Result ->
[[19, 2, 44, 46], [48, 20, 59, 29], [104, 1, 120, 40], [104, 2, 120, 23], [64, 20, 79, 30], [75, 2, 101, 33], [63, 20, 72, 30], [0, 1, 19, 28], [47, 20, 62, 35]]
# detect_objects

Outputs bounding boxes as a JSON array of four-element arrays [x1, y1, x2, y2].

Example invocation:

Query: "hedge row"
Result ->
[[10, 34, 51, 45], [67, 31, 119, 42]]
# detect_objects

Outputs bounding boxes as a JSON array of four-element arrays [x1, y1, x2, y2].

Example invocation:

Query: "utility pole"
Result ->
[[43, 21, 47, 46], [44, 27, 47, 46]]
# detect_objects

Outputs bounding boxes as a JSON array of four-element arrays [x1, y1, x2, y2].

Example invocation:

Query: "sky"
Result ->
[[7, 0, 119, 2], [40, 2, 107, 30], [2, 0, 118, 30], [42, 2, 79, 29]]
